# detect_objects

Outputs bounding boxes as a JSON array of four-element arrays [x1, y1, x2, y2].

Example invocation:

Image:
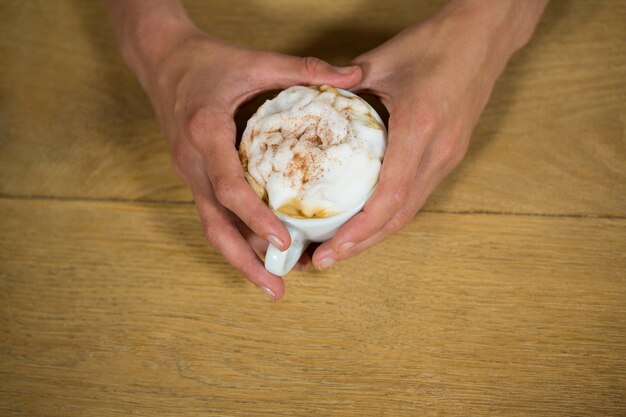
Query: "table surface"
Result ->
[[1, 1, 625, 416]]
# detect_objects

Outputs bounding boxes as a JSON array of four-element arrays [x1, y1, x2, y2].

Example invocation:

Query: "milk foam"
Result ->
[[239, 85, 386, 218]]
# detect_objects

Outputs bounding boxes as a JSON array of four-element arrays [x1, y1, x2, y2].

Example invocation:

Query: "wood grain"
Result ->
[[0, 0, 624, 215], [1, 199, 625, 416], [1, 0, 625, 415]]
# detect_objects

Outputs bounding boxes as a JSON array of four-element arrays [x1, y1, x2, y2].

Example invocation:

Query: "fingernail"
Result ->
[[318, 258, 336, 270], [261, 286, 275, 301], [296, 258, 311, 271], [334, 65, 358, 75], [267, 234, 285, 250], [339, 242, 355, 252]]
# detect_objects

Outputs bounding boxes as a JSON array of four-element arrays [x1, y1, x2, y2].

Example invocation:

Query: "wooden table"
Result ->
[[1, 1, 625, 415]]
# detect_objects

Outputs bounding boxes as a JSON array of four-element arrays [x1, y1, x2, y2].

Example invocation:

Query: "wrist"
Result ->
[[448, 0, 548, 55], [426, 0, 547, 81], [103, 0, 201, 90], [123, 16, 200, 90]]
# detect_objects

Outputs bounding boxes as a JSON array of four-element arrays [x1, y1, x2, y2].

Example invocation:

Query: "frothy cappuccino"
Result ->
[[239, 85, 386, 218]]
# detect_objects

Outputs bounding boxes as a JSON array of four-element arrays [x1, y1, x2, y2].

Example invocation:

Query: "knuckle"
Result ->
[[404, 94, 441, 137], [212, 175, 237, 206], [416, 107, 440, 139], [184, 107, 212, 149], [390, 183, 411, 208], [448, 148, 466, 168], [302, 56, 323, 76], [385, 211, 414, 233], [202, 222, 220, 248], [437, 134, 464, 166], [451, 137, 470, 167], [244, 209, 265, 232], [440, 135, 458, 161]]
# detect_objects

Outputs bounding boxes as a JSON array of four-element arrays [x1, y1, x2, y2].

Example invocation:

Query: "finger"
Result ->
[[313, 224, 386, 270], [258, 52, 363, 90], [185, 108, 291, 252], [313, 132, 456, 268], [237, 217, 310, 271], [312, 109, 434, 269], [312, 193, 431, 269], [294, 252, 312, 272], [237, 219, 270, 260], [187, 168, 286, 300], [348, 53, 388, 95]]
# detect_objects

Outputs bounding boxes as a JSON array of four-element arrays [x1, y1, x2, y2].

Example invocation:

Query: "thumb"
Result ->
[[259, 53, 362, 90]]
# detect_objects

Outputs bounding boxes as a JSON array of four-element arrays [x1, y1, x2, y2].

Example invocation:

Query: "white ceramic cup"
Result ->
[[264, 88, 386, 276]]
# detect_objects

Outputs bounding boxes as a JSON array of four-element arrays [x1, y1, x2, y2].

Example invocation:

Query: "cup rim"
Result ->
[[333, 87, 387, 133]]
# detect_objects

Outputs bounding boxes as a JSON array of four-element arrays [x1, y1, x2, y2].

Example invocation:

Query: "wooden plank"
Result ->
[[1, 198, 624, 416], [0, 0, 625, 216]]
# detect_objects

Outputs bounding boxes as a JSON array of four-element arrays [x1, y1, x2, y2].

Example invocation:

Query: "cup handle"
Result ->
[[265, 225, 307, 276]]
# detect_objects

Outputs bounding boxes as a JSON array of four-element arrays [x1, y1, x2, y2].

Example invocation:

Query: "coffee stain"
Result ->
[[276, 198, 337, 219]]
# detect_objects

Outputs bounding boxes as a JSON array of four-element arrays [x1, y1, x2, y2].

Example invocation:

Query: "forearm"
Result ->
[[101, 0, 199, 89], [403, 0, 549, 87], [443, 0, 549, 58]]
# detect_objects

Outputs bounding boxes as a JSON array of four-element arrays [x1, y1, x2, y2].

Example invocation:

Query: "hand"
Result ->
[[104, 0, 361, 300], [312, 0, 548, 269], [142, 29, 362, 299]]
